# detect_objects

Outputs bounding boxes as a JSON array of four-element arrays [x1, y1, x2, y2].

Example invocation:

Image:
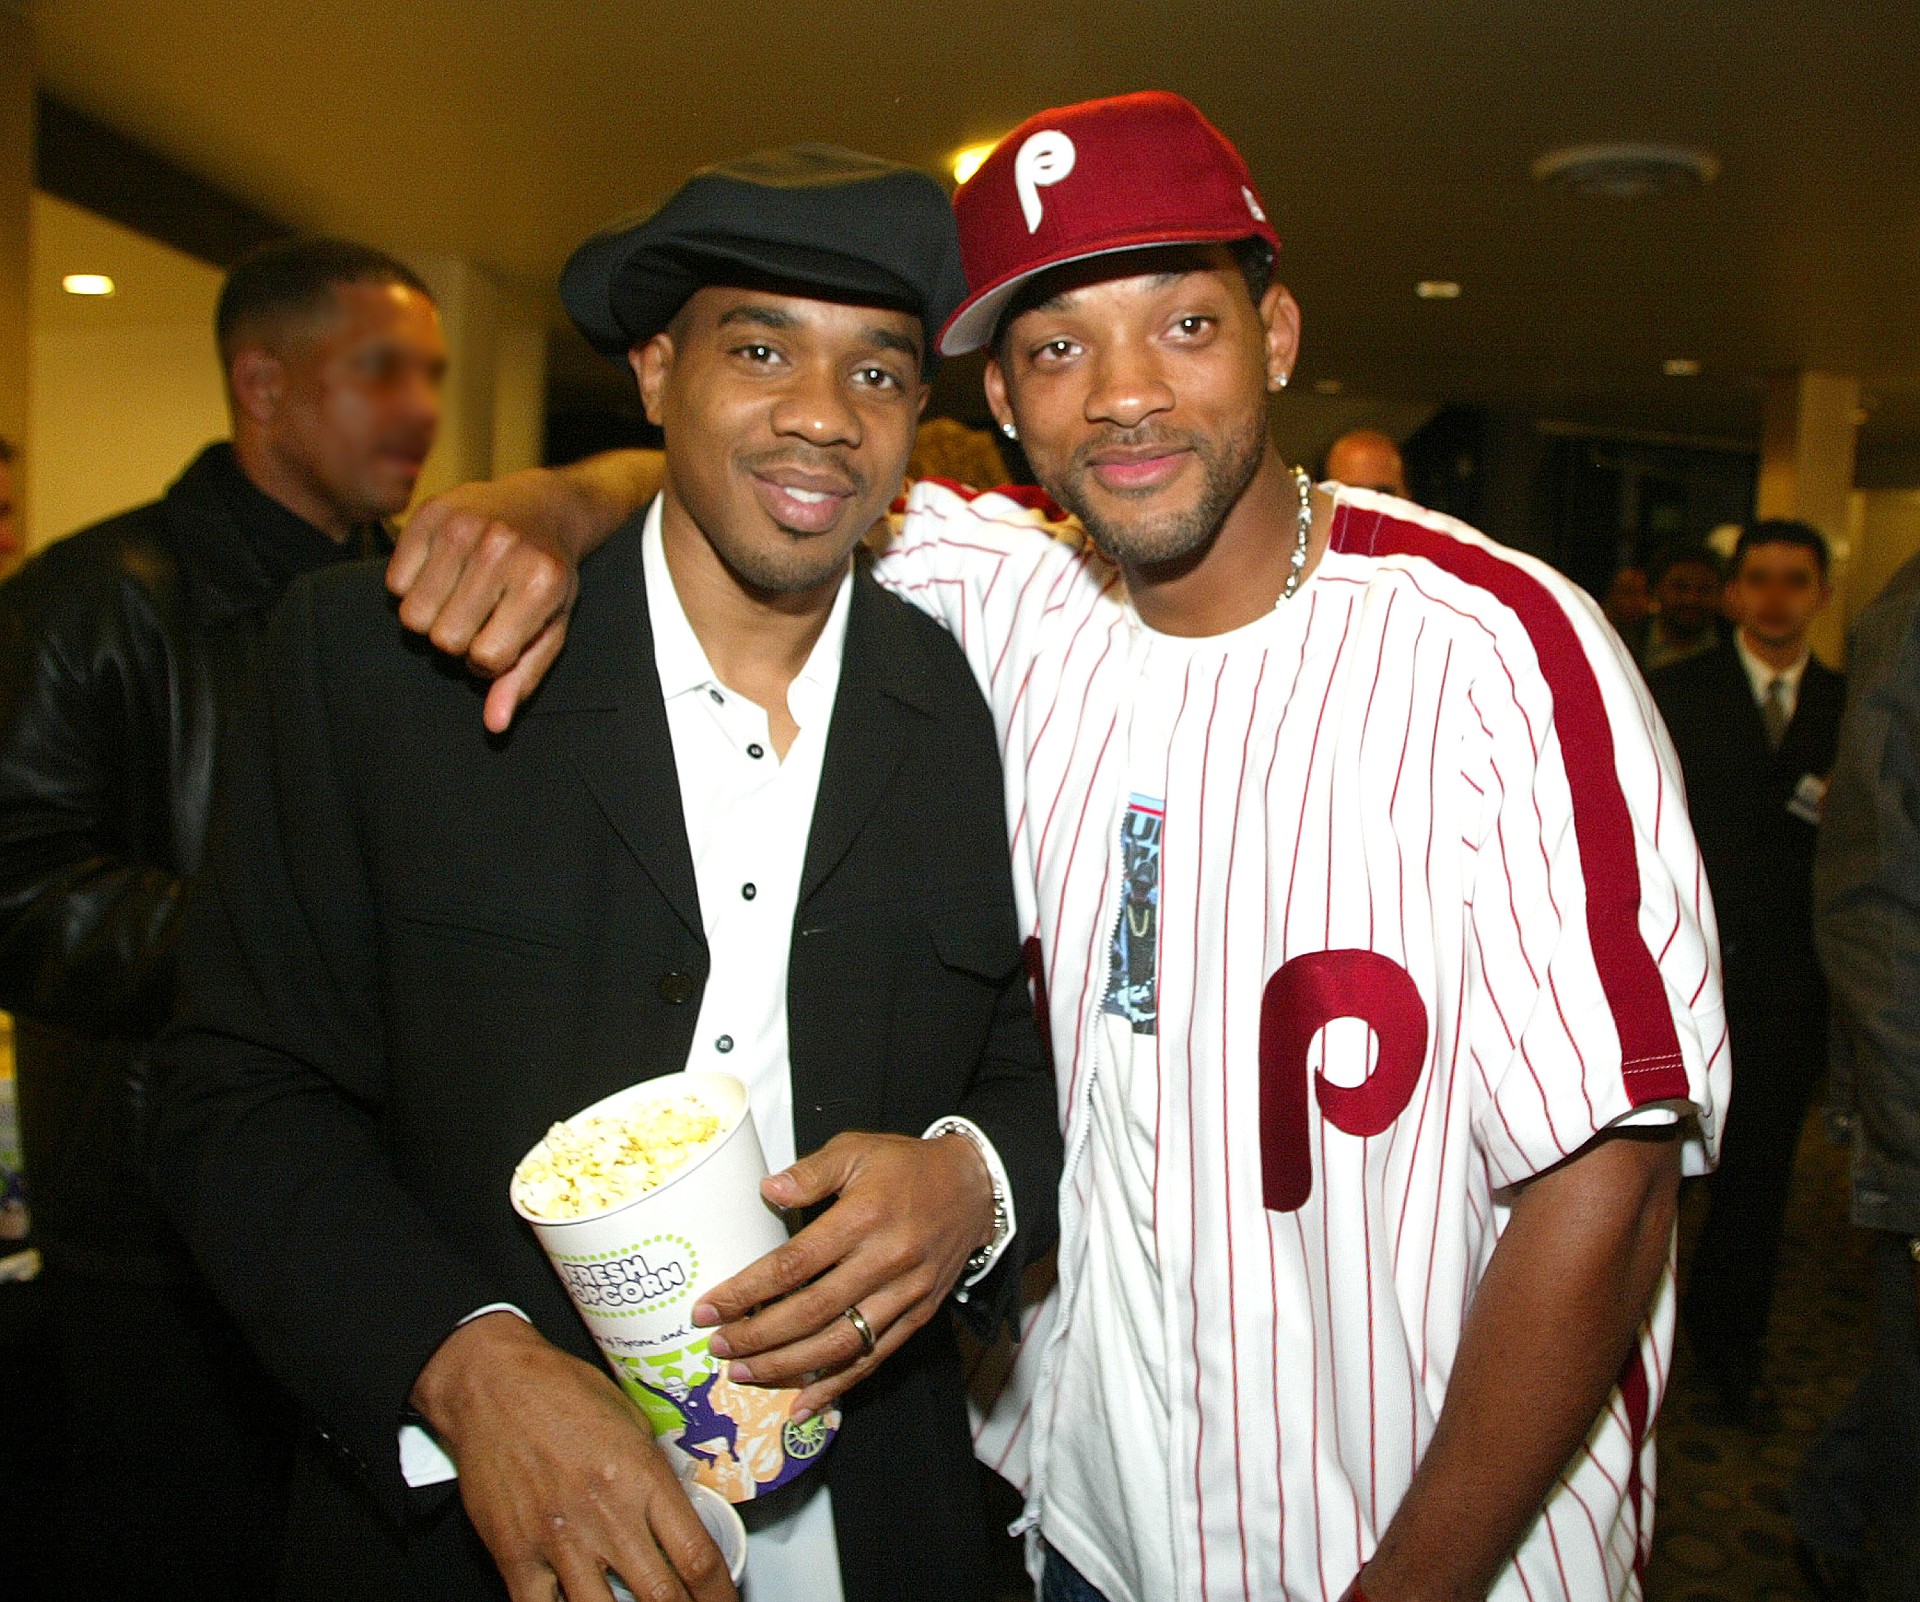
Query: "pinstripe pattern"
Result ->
[[877, 480, 1728, 1602]]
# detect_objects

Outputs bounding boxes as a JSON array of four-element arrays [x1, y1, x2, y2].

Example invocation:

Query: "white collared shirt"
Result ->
[[641, 499, 1014, 1596], [1735, 629, 1811, 725], [646, 498, 850, 1161], [645, 496, 851, 1602]]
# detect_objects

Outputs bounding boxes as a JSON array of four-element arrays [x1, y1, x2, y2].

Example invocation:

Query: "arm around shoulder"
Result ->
[[387, 450, 664, 731]]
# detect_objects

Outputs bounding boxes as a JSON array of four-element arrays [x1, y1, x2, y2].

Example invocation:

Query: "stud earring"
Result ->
[[1275, 371, 1290, 390], [1001, 421, 1018, 441]]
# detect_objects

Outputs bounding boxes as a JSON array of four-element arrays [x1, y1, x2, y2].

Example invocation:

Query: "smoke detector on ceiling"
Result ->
[[1530, 143, 1720, 199]]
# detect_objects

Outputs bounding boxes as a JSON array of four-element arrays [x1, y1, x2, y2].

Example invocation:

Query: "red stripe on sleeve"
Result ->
[[1332, 506, 1690, 1105]]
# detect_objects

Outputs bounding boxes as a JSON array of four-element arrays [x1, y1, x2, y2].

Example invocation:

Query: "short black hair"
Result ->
[[1232, 237, 1275, 304], [991, 235, 1276, 363], [1648, 541, 1723, 586], [216, 238, 431, 367], [1734, 517, 1830, 579]]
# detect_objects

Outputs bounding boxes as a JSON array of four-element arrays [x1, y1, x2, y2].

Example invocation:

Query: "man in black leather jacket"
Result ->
[[0, 237, 447, 1599]]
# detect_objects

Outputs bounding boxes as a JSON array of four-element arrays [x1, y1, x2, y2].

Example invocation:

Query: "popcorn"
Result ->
[[513, 1094, 724, 1220]]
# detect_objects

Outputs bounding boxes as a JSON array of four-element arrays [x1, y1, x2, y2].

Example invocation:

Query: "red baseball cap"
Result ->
[[938, 90, 1279, 356]]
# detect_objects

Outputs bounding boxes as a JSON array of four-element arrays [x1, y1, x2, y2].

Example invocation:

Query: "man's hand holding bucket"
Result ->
[[693, 1131, 997, 1418]]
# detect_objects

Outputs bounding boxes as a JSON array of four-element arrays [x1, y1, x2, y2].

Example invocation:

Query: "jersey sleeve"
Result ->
[[872, 478, 1108, 717], [1461, 584, 1728, 1186]]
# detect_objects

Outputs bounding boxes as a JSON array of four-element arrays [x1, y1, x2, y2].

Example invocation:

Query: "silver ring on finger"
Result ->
[[843, 1303, 876, 1356]]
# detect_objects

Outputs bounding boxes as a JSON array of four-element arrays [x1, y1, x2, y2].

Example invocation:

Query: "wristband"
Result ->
[[923, 1116, 1011, 1274]]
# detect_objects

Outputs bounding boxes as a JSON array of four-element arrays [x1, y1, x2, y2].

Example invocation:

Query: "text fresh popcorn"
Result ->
[[513, 1097, 723, 1220]]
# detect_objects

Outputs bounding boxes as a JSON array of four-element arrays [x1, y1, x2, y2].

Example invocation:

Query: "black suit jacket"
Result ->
[[1651, 640, 1844, 1045], [151, 511, 1060, 1602]]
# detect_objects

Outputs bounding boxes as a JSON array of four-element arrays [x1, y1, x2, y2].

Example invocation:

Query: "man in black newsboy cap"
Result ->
[[151, 148, 1058, 1602]]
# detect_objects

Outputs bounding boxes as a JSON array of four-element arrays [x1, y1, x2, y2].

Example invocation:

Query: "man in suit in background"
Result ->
[[1653, 518, 1845, 1423], [152, 148, 1058, 1602]]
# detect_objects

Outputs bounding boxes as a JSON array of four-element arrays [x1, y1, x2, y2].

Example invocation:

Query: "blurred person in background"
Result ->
[[0, 237, 450, 1598], [1651, 519, 1843, 1425], [907, 415, 1012, 492], [1791, 549, 1920, 1600], [1635, 541, 1726, 673], [1322, 425, 1409, 498], [1602, 562, 1652, 638]]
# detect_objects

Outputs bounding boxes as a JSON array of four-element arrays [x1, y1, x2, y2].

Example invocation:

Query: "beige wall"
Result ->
[[28, 321, 228, 547], [492, 315, 548, 478], [26, 193, 228, 550]]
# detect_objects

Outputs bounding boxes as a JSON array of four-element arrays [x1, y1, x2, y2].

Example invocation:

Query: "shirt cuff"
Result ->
[[397, 1302, 531, 1487], [1610, 1104, 1682, 1129], [921, 1115, 1017, 1300]]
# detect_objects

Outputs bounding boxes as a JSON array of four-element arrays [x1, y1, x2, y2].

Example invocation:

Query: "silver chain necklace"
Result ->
[[1282, 465, 1313, 603]]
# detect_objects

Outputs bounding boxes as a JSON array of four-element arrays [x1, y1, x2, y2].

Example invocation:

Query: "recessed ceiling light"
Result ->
[[1415, 280, 1461, 300], [62, 273, 115, 297], [952, 141, 999, 185], [1314, 378, 1344, 395], [1662, 358, 1701, 377], [1531, 143, 1720, 199]]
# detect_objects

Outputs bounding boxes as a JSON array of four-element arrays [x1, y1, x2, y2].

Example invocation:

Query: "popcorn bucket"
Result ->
[[512, 1071, 838, 1502]]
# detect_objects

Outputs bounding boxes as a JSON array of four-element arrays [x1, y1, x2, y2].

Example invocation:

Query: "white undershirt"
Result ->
[[1040, 622, 1198, 1602]]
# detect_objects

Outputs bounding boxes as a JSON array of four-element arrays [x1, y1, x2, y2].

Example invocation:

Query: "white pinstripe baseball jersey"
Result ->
[[874, 477, 1728, 1602]]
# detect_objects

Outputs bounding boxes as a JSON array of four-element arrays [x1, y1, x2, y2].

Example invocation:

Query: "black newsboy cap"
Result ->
[[560, 144, 967, 368]]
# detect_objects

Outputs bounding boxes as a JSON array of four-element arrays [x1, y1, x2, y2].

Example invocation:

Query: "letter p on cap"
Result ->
[[1015, 130, 1076, 233]]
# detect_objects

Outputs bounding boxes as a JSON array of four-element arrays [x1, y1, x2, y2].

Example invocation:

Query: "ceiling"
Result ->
[[23, 0, 1920, 455]]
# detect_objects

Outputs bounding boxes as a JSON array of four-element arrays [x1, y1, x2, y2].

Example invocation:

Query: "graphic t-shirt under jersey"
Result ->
[[1042, 622, 1217, 1602]]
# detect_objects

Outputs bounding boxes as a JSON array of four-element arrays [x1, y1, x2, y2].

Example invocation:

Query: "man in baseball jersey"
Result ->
[[390, 91, 1727, 1602]]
